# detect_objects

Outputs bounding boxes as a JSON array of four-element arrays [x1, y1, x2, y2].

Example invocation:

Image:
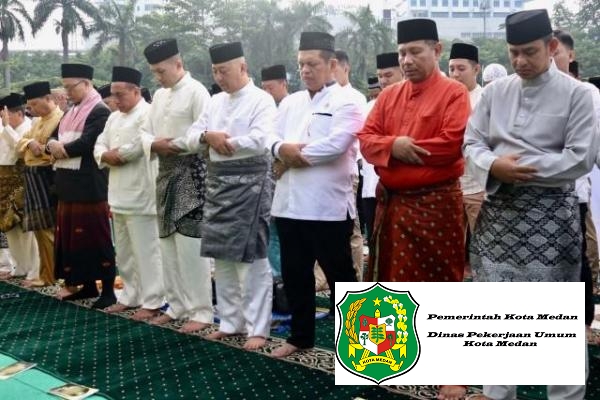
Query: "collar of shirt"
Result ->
[[14, 118, 30, 133], [121, 98, 147, 116], [41, 105, 61, 121], [407, 69, 443, 97], [171, 71, 192, 92], [470, 84, 482, 94], [521, 60, 557, 88], [307, 82, 338, 103], [228, 79, 254, 100]]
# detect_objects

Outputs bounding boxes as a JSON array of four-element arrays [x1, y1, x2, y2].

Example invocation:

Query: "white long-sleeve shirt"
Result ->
[[361, 99, 378, 198], [173, 80, 277, 161], [94, 100, 158, 215], [464, 62, 599, 195], [140, 72, 210, 159], [0, 118, 32, 165], [270, 83, 365, 221]]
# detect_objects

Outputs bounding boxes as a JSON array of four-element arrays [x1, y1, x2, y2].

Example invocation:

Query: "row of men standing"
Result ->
[[0, 7, 597, 399]]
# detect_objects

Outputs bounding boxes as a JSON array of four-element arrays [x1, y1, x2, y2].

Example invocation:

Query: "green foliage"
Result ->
[[553, 0, 600, 78], [9, 0, 600, 91], [335, 5, 394, 91]]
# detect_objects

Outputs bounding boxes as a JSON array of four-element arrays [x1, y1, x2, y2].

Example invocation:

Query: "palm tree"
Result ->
[[32, 0, 101, 62], [335, 6, 394, 87], [91, 0, 139, 65], [0, 0, 32, 88]]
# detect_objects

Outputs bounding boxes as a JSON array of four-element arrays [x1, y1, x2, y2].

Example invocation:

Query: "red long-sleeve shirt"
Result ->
[[358, 71, 471, 190]]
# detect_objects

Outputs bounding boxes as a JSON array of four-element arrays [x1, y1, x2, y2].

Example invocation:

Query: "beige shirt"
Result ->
[[17, 106, 64, 167]]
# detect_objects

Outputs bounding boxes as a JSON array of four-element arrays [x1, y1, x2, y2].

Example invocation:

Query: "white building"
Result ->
[[313, 0, 530, 40]]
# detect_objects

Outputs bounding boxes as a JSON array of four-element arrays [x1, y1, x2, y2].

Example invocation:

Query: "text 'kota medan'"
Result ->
[[426, 313, 578, 320]]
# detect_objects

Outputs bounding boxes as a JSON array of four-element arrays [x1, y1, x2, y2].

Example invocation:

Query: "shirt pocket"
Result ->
[[307, 113, 333, 141]]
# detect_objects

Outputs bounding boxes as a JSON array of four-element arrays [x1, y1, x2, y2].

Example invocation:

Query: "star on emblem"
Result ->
[[373, 297, 382, 306]]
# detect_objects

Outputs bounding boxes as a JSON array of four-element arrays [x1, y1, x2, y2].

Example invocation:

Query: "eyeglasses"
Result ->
[[63, 80, 85, 92]]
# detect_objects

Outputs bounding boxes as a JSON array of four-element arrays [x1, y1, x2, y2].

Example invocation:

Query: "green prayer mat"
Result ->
[[0, 282, 402, 399], [1, 281, 597, 399]]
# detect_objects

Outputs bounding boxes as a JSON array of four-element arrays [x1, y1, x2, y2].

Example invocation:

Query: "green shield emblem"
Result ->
[[336, 283, 420, 384]]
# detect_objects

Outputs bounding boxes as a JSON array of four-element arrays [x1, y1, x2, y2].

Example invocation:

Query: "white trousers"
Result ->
[[113, 214, 164, 309], [5, 228, 39, 279], [161, 233, 212, 323], [483, 336, 588, 400], [214, 258, 273, 338]]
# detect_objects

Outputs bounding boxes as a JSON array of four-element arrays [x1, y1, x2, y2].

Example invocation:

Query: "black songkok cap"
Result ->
[[23, 81, 51, 100], [1, 93, 25, 109], [98, 84, 112, 99], [589, 77, 600, 90], [505, 9, 552, 45], [569, 61, 579, 77], [61, 63, 94, 79], [144, 38, 179, 64], [450, 43, 479, 63], [112, 66, 142, 86], [397, 19, 438, 44], [210, 83, 222, 96], [141, 87, 152, 103], [209, 42, 244, 64], [376, 52, 399, 69], [367, 77, 380, 89], [261, 65, 286, 81], [299, 32, 335, 52]]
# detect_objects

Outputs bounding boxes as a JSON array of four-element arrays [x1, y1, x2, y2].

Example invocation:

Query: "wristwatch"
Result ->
[[199, 130, 207, 144]]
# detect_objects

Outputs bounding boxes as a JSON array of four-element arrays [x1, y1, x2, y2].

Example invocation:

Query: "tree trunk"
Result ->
[[62, 29, 69, 62], [1, 39, 9, 89], [119, 38, 125, 65]]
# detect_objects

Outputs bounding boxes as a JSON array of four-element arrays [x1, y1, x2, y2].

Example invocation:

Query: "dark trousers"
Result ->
[[579, 203, 594, 326], [362, 197, 376, 242], [275, 216, 356, 349]]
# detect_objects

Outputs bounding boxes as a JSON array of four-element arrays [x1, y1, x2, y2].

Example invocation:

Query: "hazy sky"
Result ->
[[12, 0, 561, 51]]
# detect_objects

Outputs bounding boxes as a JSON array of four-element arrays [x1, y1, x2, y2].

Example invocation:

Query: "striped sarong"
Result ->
[[23, 166, 56, 231], [201, 155, 272, 263], [0, 164, 25, 232], [471, 184, 581, 282]]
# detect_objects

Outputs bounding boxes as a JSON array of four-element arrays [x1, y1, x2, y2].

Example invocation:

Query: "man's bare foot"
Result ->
[[179, 320, 210, 333], [22, 279, 46, 288], [55, 286, 79, 300], [438, 385, 467, 400], [0, 271, 13, 280], [104, 303, 131, 313], [270, 343, 303, 358], [131, 308, 160, 321], [244, 336, 266, 350], [149, 313, 173, 325], [205, 331, 236, 340]]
